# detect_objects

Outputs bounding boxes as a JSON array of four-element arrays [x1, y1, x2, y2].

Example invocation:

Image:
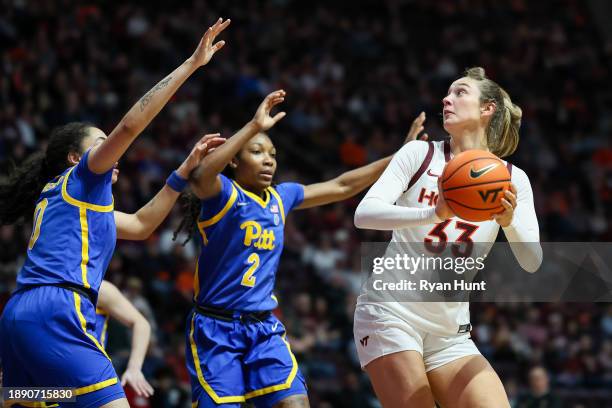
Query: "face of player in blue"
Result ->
[[69, 127, 120, 184], [230, 133, 277, 194], [442, 77, 494, 136]]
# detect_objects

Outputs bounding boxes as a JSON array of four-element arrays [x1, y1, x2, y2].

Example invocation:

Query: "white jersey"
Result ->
[[354, 140, 541, 337]]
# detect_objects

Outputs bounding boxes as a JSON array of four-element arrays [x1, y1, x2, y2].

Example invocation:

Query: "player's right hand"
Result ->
[[252, 90, 287, 131], [190, 18, 231, 67], [176, 133, 226, 179]]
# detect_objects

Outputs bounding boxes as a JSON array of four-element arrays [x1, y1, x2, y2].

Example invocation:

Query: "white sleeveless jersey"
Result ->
[[357, 140, 534, 337]]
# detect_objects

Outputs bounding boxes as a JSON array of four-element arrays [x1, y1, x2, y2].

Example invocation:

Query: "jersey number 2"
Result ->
[[241, 253, 260, 288], [28, 199, 48, 250]]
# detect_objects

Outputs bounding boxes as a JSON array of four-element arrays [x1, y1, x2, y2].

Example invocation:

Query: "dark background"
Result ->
[[1, 1, 612, 407]]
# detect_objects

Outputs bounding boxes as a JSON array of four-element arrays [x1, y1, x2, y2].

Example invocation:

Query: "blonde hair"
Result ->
[[464, 67, 522, 157]]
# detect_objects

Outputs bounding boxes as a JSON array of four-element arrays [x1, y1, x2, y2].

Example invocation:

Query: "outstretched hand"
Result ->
[[176, 133, 226, 179], [190, 18, 231, 67], [252, 90, 287, 131], [121, 367, 154, 398], [403, 112, 429, 145]]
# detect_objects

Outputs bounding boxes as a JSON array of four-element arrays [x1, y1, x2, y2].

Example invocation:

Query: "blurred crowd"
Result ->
[[1, 0, 612, 407]]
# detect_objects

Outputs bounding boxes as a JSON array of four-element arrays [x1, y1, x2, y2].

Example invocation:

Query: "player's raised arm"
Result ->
[[296, 113, 429, 211], [115, 133, 225, 240], [189, 90, 287, 199], [87, 18, 230, 174], [97, 281, 154, 398]]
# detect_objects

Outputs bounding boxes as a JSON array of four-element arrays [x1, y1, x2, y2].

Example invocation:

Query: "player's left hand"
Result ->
[[176, 133, 226, 179], [492, 183, 517, 227], [121, 367, 154, 397], [403, 111, 429, 145]]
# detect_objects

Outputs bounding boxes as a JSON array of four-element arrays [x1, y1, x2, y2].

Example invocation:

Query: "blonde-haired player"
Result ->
[[353, 67, 542, 407]]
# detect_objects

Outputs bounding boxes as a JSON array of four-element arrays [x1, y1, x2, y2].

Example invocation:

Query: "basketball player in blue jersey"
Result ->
[[0, 18, 229, 408], [95, 281, 154, 399], [173, 91, 421, 408]]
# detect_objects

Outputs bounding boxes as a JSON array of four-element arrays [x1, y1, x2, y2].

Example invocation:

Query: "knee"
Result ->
[[273, 394, 310, 408]]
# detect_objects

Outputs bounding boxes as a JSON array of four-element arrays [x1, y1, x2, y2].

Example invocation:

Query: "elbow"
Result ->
[[522, 245, 543, 274], [354, 203, 370, 229], [119, 117, 137, 137], [138, 228, 154, 241]]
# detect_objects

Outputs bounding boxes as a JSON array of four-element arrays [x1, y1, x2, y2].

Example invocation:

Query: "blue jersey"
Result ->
[[94, 307, 110, 349], [195, 174, 304, 312], [16, 150, 116, 297]]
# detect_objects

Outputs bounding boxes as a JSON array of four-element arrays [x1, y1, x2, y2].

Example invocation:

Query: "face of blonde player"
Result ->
[[442, 77, 487, 135], [232, 133, 277, 194], [78, 127, 120, 183]]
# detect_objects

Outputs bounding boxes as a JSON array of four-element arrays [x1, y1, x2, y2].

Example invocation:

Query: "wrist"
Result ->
[[175, 165, 190, 180], [247, 119, 263, 133], [166, 170, 188, 192], [184, 57, 201, 71]]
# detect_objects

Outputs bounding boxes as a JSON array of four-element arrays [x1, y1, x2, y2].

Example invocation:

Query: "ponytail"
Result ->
[[173, 190, 201, 245], [464, 67, 522, 157], [0, 122, 92, 225], [0, 152, 49, 224]]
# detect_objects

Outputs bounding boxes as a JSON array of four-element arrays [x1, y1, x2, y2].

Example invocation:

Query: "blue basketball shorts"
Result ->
[[186, 311, 307, 408], [0, 286, 125, 407]]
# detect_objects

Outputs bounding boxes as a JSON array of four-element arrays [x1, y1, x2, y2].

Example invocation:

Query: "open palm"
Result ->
[[252, 90, 287, 131]]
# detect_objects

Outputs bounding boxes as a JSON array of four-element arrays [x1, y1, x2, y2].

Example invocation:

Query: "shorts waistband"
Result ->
[[194, 304, 271, 323], [15, 282, 96, 305]]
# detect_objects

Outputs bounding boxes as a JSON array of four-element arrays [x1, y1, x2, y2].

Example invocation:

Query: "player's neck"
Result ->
[[234, 178, 267, 198], [449, 128, 488, 155]]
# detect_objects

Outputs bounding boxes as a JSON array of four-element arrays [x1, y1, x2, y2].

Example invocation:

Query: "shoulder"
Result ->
[[395, 140, 432, 159], [507, 162, 531, 186]]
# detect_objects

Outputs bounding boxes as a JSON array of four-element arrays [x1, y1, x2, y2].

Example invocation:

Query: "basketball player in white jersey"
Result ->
[[353, 67, 542, 408]]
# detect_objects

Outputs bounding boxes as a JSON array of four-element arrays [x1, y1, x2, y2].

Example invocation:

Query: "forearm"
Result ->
[[133, 185, 181, 238], [125, 58, 198, 134], [194, 121, 260, 179], [503, 223, 542, 273], [91, 59, 199, 172], [354, 197, 441, 230], [126, 319, 151, 371], [336, 157, 391, 198]]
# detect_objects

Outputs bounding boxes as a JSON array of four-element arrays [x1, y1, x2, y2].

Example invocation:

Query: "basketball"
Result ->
[[441, 150, 511, 222]]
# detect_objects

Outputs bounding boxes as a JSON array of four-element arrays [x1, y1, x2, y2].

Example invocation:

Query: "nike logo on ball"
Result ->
[[470, 163, 499, 179]]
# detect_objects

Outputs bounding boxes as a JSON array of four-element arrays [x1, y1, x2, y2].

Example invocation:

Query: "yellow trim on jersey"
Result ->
[[74, 377, 119, 395], [232, 181, 270, 208], [244, 333, 299, 399], [188, 314, 246, 404], [271, 294, 279, 304], [61, 166, 114, 212], [193, 258, 200, 300], [79, 208, 91, 289], [191, 402, 198, 408], [73, 292, 111, 360], [268, 187, 285, 224], [100, 314, 109, 348], [197, 185, 238, 245]]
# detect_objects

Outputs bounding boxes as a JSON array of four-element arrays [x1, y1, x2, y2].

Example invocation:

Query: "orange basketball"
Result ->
[[441, 150, 511, 222]]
